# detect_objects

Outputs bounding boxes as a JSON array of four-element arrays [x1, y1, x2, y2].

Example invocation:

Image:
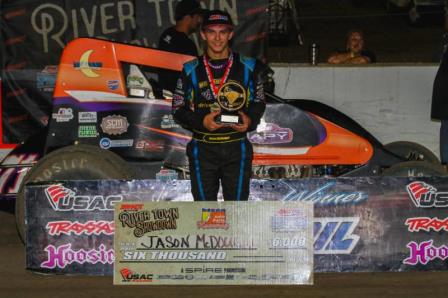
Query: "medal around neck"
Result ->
[[216, 81, 246, 125]]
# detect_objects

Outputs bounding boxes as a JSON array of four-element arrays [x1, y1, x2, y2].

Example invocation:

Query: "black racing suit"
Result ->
[[172, 53, 266, 201]]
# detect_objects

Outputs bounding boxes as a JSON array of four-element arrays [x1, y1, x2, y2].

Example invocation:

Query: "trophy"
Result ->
[[215, 80, 247, 125]]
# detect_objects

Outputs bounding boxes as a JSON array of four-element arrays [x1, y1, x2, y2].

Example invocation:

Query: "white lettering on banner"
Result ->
[[147, 0, 164, 27], [168, 0, 176, 25], [31, 0, 238, 53], [101, 3, 117, 34], [31, 1, 136, 53], [75, 6, 97, 38], [31, 4, 68, 53], [118, 2, 135, 32]]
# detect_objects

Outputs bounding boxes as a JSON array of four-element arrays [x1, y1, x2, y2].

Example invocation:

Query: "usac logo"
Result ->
[[120, 268, 153, 282]]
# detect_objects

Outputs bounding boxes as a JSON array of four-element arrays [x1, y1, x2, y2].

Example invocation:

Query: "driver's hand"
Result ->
[[230, 111, 251, 133], [203, 111, 224, 132]]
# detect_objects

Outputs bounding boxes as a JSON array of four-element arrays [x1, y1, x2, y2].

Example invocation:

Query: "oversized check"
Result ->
[[114, 201, 313, 285]]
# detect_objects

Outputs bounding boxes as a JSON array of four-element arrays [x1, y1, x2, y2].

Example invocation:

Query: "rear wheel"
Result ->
[[15, 144, 133, 243], [381, 161, 447, 177], [384, 141, 440, 164]]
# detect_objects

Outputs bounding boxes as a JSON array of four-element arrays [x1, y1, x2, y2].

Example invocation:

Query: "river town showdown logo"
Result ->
[[118, 207, 179, 237]]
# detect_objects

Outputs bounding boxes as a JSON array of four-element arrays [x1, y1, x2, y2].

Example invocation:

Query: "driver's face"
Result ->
[[347, 32, 364, 54], [200, 25, 234, 54]]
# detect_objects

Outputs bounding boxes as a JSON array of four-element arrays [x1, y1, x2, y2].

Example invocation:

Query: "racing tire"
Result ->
[[384, 141, 440, 164], [15, 144, 133, 244], [381, 161, 447, 177]]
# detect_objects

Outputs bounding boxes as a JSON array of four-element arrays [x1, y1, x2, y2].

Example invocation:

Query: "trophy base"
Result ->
[[217, 114, 242, 125]]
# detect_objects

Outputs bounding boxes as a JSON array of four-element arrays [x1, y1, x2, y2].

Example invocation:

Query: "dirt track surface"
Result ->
[[0, 208, 447, 298]]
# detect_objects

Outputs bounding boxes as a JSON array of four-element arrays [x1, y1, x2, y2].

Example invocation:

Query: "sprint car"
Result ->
[[0, 38, 445, 241]]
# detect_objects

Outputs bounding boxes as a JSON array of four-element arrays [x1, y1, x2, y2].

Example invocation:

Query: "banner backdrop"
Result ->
[[0, 0, 268, 144], [26, 177, 448, 275]]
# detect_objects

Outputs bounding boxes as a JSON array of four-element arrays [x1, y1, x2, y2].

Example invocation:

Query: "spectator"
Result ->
[[158, 0, 206, 92], [327, 29, 376, 65]]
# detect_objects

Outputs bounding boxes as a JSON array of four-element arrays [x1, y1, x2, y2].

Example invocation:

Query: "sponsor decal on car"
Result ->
[[107, 80, 119, 90], [248, 121, 293, 144], [100, 115, 129, 135], [52, 108, 73, 122], [73, 50, 102, 78], [36, 65, 57, 92], [127, 75, 145, 87], [135, 139, 164, 152], [99, 137, 133, 149], [160, 114, 180, 129], [78, 125, 98, 138], [78, 111, 97, 123], [407, 181, 448, 208]]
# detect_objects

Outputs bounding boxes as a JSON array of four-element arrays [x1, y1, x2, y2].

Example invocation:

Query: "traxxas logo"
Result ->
[[45, 184, 122, 211], [406, 181, 448, 208]]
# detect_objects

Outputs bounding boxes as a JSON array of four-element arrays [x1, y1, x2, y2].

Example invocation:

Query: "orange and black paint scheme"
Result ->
[[0, 37, 406, 200]]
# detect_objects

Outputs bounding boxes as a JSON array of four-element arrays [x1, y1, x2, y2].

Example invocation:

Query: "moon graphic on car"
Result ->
[[78, 50, 100, 78]]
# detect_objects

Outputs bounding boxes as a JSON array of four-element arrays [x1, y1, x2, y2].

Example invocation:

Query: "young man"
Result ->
[[172, 10, 266, 201], [158, 0, 206, 91]]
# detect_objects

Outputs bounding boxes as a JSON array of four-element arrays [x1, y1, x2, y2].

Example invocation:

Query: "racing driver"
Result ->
[[172, 10, 266, 201]]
